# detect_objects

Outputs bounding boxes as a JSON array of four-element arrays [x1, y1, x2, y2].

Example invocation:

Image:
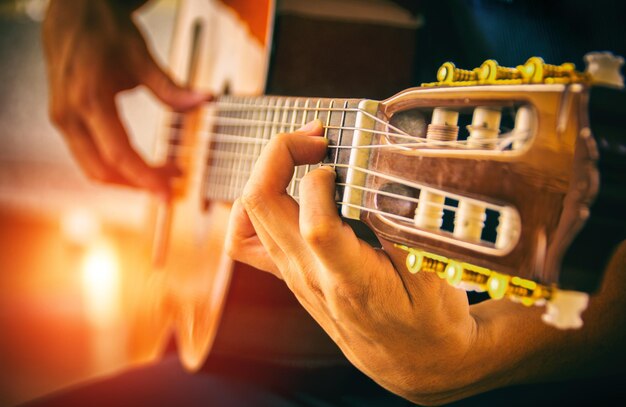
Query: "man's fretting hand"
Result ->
[[226, 119, 626, 404], [225, 120, 481, 404]]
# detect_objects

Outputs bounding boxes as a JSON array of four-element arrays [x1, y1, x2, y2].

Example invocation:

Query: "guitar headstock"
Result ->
[[342, 53, 624, 329]]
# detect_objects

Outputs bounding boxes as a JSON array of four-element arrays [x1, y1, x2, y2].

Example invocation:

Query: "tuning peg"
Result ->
[[478, 59, 521, 82], [436, 62, 478, 83], [541, 290, 589, 329], [396, 245, 565, 318], [584, 51, 625, 88], [517, 56, 576, 83]]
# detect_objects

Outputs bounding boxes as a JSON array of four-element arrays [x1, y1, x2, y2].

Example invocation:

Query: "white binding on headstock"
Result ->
[[341, 99, 380, 219]]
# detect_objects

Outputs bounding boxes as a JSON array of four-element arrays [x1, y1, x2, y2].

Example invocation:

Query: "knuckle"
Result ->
[[327, 281, 370, 314], [335, 280, 368, 302], [99, 145, 124, 165], [272, 132, 293, 147], [49, 105, 70, 128], [301, 167, 332, 189], [240, 182, 272, 213], [301, 218, 337, 247], [68, 89, 98, 115], [240, 187, 267, 213], [273, 132, 289, 141], [81, 162, 113, 183]]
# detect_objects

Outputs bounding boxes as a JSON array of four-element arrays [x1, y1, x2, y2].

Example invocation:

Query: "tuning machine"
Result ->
[[397, 245, 589, 329]]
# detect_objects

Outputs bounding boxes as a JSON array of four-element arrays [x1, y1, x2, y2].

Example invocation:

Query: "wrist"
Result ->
[[383, 314, 484, 405]]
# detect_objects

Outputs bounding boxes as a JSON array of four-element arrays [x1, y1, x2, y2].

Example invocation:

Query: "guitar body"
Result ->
[[131, 0, 273, 371]]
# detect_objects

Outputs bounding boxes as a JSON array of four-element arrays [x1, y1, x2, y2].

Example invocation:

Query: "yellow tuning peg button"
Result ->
[[406, 249, 424, 274], [487, 272, 509, 300]]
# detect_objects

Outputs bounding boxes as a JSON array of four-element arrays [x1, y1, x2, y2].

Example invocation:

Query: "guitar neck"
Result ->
[[203, 95, 365, 205]]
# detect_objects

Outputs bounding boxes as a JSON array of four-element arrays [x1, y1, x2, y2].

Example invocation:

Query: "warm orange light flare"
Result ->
[[81, 240, 120, 329]]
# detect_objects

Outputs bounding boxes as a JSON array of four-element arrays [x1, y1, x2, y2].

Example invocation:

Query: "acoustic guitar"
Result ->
[[129, 0, 626, 371]]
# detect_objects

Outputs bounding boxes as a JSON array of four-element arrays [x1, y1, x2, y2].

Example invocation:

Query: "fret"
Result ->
[[285, 98, 300, 198], [248, 96, 263, 180], [300, 99, 311, 128], [290, 98, 311, 198], [224, 95, 236, 201], [227, 98, 239, 201], [226, 96, 240, 200], [270, 97, 281, 139], [280, 98, 291, 134], [228, 97, 239, 201], [246, 96, 258, 194], [241, 96, 258, 195], [211, 95, 227, 199], [324, 99, 335, 140], [233, 97, 250, 199], [235, 97, 248, 200], [289, 98, 299, 132], [303, 99, 324, 179], [334, 100, 348, 167], [234, 98, 245, 198], [259, 97, 271, 145]]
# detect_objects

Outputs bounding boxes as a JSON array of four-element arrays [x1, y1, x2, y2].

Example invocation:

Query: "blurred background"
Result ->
[[0, 0, 176, 404]]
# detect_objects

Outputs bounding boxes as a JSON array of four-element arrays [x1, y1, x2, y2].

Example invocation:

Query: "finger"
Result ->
[[83, 98, 171, 199], [298, 165, 370, 283], [61, 117, 128, 185], [226, 199, 281, 276], [248, 120, 327, 194], [244, 202, 332, 317], [132, 38, 210, 111], [241, 120, 327, 254]]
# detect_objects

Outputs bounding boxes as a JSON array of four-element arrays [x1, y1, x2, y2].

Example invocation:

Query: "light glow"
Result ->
[[81, 240, 120, 329], [61, 208, 101, 246]]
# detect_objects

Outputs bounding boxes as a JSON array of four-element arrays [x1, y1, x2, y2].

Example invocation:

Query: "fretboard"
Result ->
[[202, 95, 364, 205]]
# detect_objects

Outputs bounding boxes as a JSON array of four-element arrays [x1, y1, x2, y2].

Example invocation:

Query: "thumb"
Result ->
[[298, 165, 366, 280], [143, 59, 210, 110], [134, 42, 211, 110]]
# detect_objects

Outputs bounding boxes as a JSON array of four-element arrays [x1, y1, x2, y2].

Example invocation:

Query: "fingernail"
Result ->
[[298, 119, 322, 132], [319, 164, 336, 176]]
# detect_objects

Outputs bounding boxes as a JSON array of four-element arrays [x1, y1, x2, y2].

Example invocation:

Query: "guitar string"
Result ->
[[164, 101, 517, 222], [201, 161, 503, 214], [175, 101, 521, 145], [161, 128, 527, 156], [164, 102, 524, 149], [171, 105, 423, 143], [203, 171, 503, 252], [202, 168, 418, 225], [168, 136, 519, 213], [167, 105, 522, 148]]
